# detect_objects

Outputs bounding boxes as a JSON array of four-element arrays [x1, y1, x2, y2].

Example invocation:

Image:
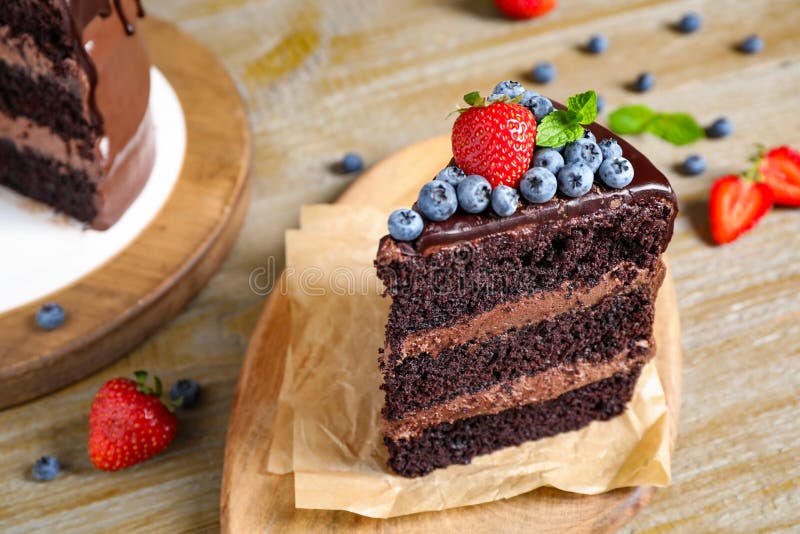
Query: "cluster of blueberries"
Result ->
[[386, 82, 635, 242]]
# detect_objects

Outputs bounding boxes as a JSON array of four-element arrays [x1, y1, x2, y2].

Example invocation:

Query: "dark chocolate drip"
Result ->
[[395, 103, 678, 256], [59, 0, 146, 133]]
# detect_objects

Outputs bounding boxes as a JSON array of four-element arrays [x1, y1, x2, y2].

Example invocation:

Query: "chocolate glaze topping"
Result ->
[[61, 0, 145, 130], [392, 104, 678, 256]]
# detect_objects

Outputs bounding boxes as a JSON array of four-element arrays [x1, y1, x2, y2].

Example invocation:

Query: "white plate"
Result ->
[[0, 67, 186, 313]]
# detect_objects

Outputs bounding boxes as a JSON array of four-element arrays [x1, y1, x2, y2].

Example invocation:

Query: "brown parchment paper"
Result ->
[[265, 204, 672, 518]]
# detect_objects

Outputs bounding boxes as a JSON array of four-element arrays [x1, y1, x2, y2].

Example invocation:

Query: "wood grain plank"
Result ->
[[1, 0, 798, 531]]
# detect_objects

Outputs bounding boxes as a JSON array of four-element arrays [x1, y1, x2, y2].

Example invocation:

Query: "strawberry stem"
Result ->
[[742, 144, 767, 183]]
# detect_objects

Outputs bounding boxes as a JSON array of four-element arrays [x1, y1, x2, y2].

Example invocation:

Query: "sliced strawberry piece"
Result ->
[[709, 175, 774, 245], [494, 0, 557, 19], [759, 146, 800, 206]]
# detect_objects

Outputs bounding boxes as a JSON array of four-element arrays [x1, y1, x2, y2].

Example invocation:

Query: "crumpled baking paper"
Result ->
[[265, 204, 673, 518]]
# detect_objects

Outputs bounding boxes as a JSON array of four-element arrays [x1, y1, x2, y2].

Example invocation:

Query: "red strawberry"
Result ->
[[494, 0, 557, 19], [709, 175, 774, 245], [758, 146, 800, 206], [89, 371, 178, 471], [452, 101, 536, 189]]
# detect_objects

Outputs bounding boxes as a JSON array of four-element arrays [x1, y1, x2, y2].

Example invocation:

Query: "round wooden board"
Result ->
[[222, 136, 682, 533], [0, 17, 251, 409]]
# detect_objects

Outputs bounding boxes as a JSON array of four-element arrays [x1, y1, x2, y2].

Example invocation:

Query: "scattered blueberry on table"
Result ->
[[738, 35, 764, 54], [340, 152, 364, 173], [457, 175, 492, 214], [32, 456, 60, 481], [557, 163, 594, 198], [676, 12, 702, 33], [586, 34, 608, 54], [35, 303, 66, 331], [681, 154, 707, 176], [598, 157, 635, 188], [418, 180, 458, 221], [706, 117, 734, 138], [491, 185, 519, 217], [531, 61, 556, 84], [520, 167, 557, 204], [633, 72, 655, 92], [596, 95, 606, 113], [170, 379, 202, 408]]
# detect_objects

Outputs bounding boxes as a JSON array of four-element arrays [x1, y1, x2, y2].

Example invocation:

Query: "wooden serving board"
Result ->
[[221, 136, 682, 533], [0, 18, 251, 409]]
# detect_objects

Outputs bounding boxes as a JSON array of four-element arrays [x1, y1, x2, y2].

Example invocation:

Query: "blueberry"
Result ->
[[434, 165, 466, 187], [738, 35, 763, 54], [677, 12, 702, 33], [598, 138, 623, 160], [564, 138, 603, 172], [491, 80, 525, 101], [681, 154, 707, 176], [456, 175, 492, 214], [557, 163, 594, 197], [581, 128, 596, 143], [32, 456, 60, 481], [417, 180, 457, 221], [596, 95, 606, 113], [531, 62, 556, 84], [586, 33, 608, 54], [520, 92, 555, 122], [634, 72, 655, 92], [36, 303, 66, 331], [706, 117, 734, 138], [491, 185, 519, 217], [598, 156, 635, 188], [531, 148, 565, 176], [170, 379, 202, 408], [340, 153, 364, 173], [520, 167, 558, 204]]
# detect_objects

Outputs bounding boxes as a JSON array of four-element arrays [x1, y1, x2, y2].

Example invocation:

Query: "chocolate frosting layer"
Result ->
[[62, 0, 145, 130], [392, 261, 657, 362], [383, 340, 653, 440], [384, 105, 677, 258]]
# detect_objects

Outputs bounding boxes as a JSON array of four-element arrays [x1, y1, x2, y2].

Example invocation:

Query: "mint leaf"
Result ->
[[646, 112, 705, 145], [608, 105, 656, 134], [536, 110, 583, 148], [567, 90, 597, 124]]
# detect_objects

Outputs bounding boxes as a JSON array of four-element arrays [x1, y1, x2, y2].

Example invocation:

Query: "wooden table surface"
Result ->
[[2, 0, 798, 532]]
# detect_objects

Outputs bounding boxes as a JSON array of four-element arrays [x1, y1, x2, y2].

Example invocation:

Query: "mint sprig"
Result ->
[[609, 104, 705, 145], [536, 90, 598, 147]]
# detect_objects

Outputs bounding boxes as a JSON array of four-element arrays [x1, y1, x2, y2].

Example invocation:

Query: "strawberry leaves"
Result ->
[[536, 90, 597, 147]]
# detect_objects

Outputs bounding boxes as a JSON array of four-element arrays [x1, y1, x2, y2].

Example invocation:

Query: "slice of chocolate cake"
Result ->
[[0, 0, 155, 229], [376, 87, 677, 477]]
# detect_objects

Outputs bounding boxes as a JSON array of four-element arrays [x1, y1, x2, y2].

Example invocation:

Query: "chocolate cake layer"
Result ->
[[377, 198, 675, 341], [385, 365, 644, 477], [384, 341, 651, 441], [382, 282, 658, 421], [0, 60, 95, 143], [390, 261, 653, 363], [0, 138, 98, 222]]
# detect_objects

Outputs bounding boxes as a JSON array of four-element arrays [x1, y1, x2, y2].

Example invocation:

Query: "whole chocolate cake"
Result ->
[[0, 0, 155, 230], [375, 85, 677, 477]]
